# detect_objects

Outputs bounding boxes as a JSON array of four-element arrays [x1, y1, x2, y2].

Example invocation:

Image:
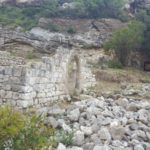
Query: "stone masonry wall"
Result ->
[[0, 48, 96, 108]]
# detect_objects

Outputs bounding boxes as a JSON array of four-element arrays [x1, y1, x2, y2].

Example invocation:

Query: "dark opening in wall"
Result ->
[[67, 55, 81, 96], [144, 61, 150, 71]]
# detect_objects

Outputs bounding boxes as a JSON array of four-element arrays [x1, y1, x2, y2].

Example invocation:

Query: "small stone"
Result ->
[[110, 125, 125, 140], [134, 145, 144, 150], [116, 98, 129, 108], [68, 108, 80, 121], [57, 143, 66, 150], [67, 146, 83, 150], [91, 134, 101, 144], [138, 109, 149, 124], [83, 142, 94, 150], [80, 126, 93, 136], [93, 145, 111, 150], [62, 123, 72, 133], [48, 106, 65, 116], [73, 131, 84, 146], [127, 102, 139, 112], [46, 116, 58, 128], [98, 127, 111, 143]]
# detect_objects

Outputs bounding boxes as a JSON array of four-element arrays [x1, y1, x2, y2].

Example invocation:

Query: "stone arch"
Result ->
[[67, 54, 81, 97]]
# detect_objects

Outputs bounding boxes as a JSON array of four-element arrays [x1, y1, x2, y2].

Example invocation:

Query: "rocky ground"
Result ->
[[39, 82, 150, 150]]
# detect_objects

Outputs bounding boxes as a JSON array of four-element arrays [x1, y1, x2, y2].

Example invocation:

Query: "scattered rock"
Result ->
[[68, 108, 80, 122], [46, 116, 58, 128], [134, 144, 145, 150], [99, 127, 111, 144], [110, 125, 125, 140], [43, 93, 150, 149], [73, 131, 84, 146], [67, 146, 83, 150], [93, 145, 111, 150], [80, 126, 93, 136], [57, 143, 66, 150]]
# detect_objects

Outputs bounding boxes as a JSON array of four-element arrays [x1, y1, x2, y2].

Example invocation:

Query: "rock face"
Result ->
[[38, 18, 126, 48], [0, 19, 126, 53], [128, 0, 150, 11]]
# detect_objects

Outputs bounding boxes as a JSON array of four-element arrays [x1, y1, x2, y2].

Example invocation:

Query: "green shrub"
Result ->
[[12, 115, 56, 150], [0, 106, 25, 142], [108, 60, 123, 69], [56, 130, 74, 146], [0, 106, 25, 149], [26, 51, 36, 59], [67, 27, 76, 34], [104, 21, 145, 66], [0, 106, 56, 150], [47, 23, 60, 32]]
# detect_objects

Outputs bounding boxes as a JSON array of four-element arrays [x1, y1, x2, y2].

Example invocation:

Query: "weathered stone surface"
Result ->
[[93, 145, 111, 150], [110, 125, 125, 140], [99, 127, 111, 143], [80, 126, 93, 136], [73, 131, 84, 146], [68, 108, 80, 122], [57, 143, 67, 150]]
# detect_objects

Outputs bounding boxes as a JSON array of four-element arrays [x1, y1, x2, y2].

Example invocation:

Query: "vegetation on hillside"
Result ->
[[104, 21, 145, 66], [104, 8, 150, 66], [0, 0, 126, 30], [136, 10, 150, 53]]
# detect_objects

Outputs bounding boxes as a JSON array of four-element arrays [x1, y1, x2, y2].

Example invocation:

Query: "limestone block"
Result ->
[[0, 76, 9, 82], [4, 67, 13, 75], [38, 98, 51, 104], [46, 84, 54, 89], [55, 91, 64, 96], [9, 77, 21, 84], [11, 85, 22, 92], [33, 99, 39, 105], [26, 77, 37, 85], [13, 67, 22, 77], [19, 92, 36, 100], [37, 77, 49, 84], [3, 85, 11, 90], [17, 100, 33, 108], [0, 90, 5, 98], [4, 91, 13, 99], [46, 92, 53, 97], [12, 92, 20, 100], [21, 86, 33, 93], [0, 67, 4, 74], [7, 100, 17, 106], [37, 92, 46, 98]]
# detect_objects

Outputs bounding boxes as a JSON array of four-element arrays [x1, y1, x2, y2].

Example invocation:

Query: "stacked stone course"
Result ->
[[0, 48, 96, 108]]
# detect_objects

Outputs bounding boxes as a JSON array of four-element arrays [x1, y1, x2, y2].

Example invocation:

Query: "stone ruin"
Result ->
[[0, 48, 96, 108], [0, 19, 126, 108]]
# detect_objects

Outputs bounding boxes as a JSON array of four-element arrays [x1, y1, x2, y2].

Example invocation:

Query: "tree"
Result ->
[[104, 21, 145, 66], [136, 10, 150, 53]]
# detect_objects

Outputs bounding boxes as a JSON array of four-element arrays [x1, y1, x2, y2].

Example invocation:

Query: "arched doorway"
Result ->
[[67, 55, 81, 96]]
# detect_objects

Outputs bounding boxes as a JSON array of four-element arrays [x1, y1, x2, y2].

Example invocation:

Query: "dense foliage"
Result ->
[[104, 21, 145, 66], [0, 0, 126, 30], [136, 10, 150, 52], [0, 106, 74, 150]]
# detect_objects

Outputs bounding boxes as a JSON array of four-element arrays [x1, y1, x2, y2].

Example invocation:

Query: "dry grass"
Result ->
[[92, 68, 150, 95], [94, 68, 150, 83]]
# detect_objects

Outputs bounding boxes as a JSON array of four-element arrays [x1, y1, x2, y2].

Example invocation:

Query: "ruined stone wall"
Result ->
[[0, 48, 96, 108]]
